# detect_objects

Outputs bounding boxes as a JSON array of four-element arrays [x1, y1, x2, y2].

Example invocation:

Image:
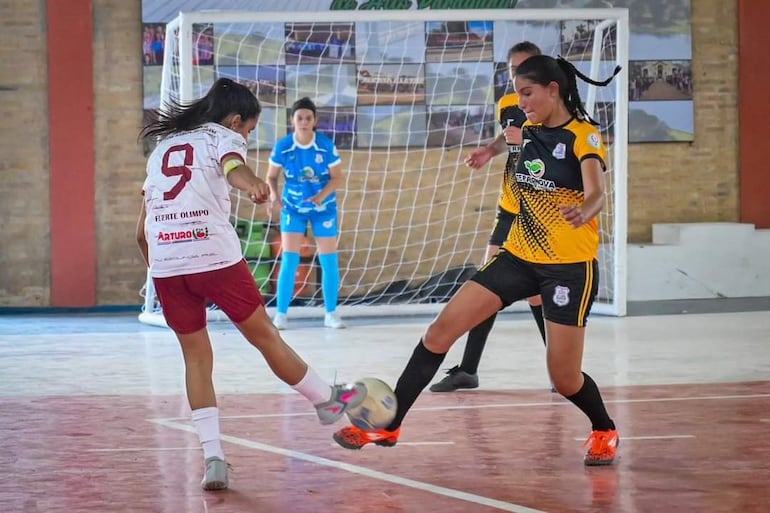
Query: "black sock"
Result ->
[[459, 312, 497, 374], [529, 304, 546, 346], [565, 372, 615, 431], [387, 340, 446, 431]]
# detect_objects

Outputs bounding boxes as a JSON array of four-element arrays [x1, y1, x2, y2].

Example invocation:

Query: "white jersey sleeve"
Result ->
[[143, 123, 247, 278], [216, 126, 249, 166]]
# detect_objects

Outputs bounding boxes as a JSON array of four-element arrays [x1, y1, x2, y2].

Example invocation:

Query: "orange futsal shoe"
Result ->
[[584, 429, 619, 466], [333, 425, 401, 450]]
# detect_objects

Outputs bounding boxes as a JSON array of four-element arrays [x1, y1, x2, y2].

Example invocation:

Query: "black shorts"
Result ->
[[470, 249, 599, 327], [488, 207, 517, 246]]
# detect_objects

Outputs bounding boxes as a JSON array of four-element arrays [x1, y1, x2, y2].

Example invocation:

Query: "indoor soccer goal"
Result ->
[[139, 8, 629, 327]]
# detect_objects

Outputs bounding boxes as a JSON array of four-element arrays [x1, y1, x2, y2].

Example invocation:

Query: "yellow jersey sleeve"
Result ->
[[571, 123, 607, 171]]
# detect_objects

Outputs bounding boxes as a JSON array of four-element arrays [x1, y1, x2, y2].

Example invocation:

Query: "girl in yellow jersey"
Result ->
[[333, 55, 622, 466], [430, 41, 550, 394]]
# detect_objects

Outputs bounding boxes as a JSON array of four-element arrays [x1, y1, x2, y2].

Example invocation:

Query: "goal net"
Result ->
[[139, 8, 628, 328]]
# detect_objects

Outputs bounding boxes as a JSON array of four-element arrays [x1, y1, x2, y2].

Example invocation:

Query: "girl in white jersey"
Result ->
[[137, 78, 364, 491]]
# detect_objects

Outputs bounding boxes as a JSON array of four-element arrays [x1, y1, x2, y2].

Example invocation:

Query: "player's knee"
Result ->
[[548, 368, 582, 396], [178, 336, 213, 364], [422, 319, 455, 353]]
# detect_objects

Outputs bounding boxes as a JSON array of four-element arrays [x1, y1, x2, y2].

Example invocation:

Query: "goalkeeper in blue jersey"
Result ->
[[267, 97, 346, 330]]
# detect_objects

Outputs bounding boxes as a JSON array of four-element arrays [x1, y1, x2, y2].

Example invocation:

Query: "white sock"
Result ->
[[191, 407, 225, 460], [291, 367, 332, 405]]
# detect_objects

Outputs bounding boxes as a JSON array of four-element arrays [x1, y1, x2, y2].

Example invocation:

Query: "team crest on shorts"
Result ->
[[553, 286, 570, 307]]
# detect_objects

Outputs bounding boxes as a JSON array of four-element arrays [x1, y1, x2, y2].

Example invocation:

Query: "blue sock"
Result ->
[[276, 251, 300, 314], [318, 253, 340, 313]]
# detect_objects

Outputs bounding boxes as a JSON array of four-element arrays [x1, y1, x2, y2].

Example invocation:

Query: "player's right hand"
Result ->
[[502, 125, 522, 145], [464, 147, 492, 169]]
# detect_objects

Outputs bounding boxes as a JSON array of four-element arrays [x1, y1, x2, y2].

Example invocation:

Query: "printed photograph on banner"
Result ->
[[629, 60, 692, 101], [250, 106, 288, 150], [621, 0, 692, 60], [426, 62, 493, 106], [193, 24, 214, 66], [317, 108, 356, 149], [425, 21, 493, 63], [427, 105, 495, 148], [356, 105, 427, 148], [142, 66, 216, 110], [356, 64, 425, 106], [560, 20, 617, 61], [355, 21, 426, 64], [144, 63, 215, 110], [629, 100, 694, 142], [492, 20, 561, 61], [493, 62, 514, 103], [285, 22, 355, 64], [212, 22, 285, 67], [285, 64, 357, 107], [513, 0, 692, 60], [142, 23, 166, 66], [192, 68, 217, 100], [143, 66, 162, 109], [217, 65, 286, 107]]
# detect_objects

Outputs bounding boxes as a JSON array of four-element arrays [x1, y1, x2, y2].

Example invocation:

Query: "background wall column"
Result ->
[[738, 0, 770, 228], [47, 0, 96, 306]]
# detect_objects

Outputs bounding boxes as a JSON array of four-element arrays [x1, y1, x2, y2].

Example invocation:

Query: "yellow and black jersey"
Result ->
[[497, 93, 528, 214], [502, 117, 607, 264]]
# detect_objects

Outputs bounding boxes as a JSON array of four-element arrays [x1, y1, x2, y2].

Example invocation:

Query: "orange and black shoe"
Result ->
[[333, 425, 401, 450], [584, 429, 619, 466]]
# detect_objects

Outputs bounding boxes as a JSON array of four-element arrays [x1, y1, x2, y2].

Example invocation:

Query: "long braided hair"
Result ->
[[514, 55, 621, 125]]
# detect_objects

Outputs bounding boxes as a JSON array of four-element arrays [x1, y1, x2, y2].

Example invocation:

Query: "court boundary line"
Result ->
[[148, 417, 548, 513], [154, 392, 770, 422]]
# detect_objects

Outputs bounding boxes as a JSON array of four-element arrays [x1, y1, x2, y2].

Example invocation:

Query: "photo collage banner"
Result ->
[[142, 0, 693, 145]]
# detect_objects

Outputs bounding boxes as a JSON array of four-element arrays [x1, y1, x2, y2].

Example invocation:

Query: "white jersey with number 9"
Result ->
[[143, 122, 247, 278]]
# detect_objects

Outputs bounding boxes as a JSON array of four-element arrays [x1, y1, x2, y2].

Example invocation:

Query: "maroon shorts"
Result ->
[[152, 260, 265, 334]]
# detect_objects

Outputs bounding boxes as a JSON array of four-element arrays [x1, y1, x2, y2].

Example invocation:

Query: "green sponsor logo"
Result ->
[[524, 159, 545, 178]]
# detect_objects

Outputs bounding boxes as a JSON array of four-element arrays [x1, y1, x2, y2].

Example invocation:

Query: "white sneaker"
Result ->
[[315, 382, 366, 424], [201, 457, 229, 491], [273, 313, 288, 330], [324, 312, 346, 329]]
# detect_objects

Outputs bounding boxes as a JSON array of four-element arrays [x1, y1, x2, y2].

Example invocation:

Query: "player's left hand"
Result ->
[[559, 205, 586, 228], [306, 194, 324, 208], [249, 181, 271, 204]]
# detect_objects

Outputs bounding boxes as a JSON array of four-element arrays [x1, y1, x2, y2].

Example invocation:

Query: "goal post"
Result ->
[[139, 7, 629, 327]]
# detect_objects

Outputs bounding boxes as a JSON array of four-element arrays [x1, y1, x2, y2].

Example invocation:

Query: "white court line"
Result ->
[[571, 435, 695, 441], [86, 447, 201, 452], [149, 417, 547, 513], [760, 419, 770, 423], [156, 392, 770, 422]]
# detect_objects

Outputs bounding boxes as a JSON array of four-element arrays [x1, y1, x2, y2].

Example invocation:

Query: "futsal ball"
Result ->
[[345, 377, 398, 430]]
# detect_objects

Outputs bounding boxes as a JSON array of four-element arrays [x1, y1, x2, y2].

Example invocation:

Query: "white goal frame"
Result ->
[[139, 8, 629, 327]]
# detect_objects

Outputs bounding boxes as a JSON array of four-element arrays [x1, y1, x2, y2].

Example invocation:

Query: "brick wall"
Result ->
[[0, 0, 740, 306], [0, 0, 50, 306], [92, 0, 148, 305], [627, 0, 738, 241]]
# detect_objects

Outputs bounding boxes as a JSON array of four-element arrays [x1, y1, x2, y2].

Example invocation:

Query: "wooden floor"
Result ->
[[1, 310, 769, 513]]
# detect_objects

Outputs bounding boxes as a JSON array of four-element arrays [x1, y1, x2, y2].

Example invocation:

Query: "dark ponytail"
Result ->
[[140, 78, 261, 141], [516, 55, 621, 125]]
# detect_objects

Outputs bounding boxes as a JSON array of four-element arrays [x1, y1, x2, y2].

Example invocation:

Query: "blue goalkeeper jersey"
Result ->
[[269, 132, 341, 214]]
